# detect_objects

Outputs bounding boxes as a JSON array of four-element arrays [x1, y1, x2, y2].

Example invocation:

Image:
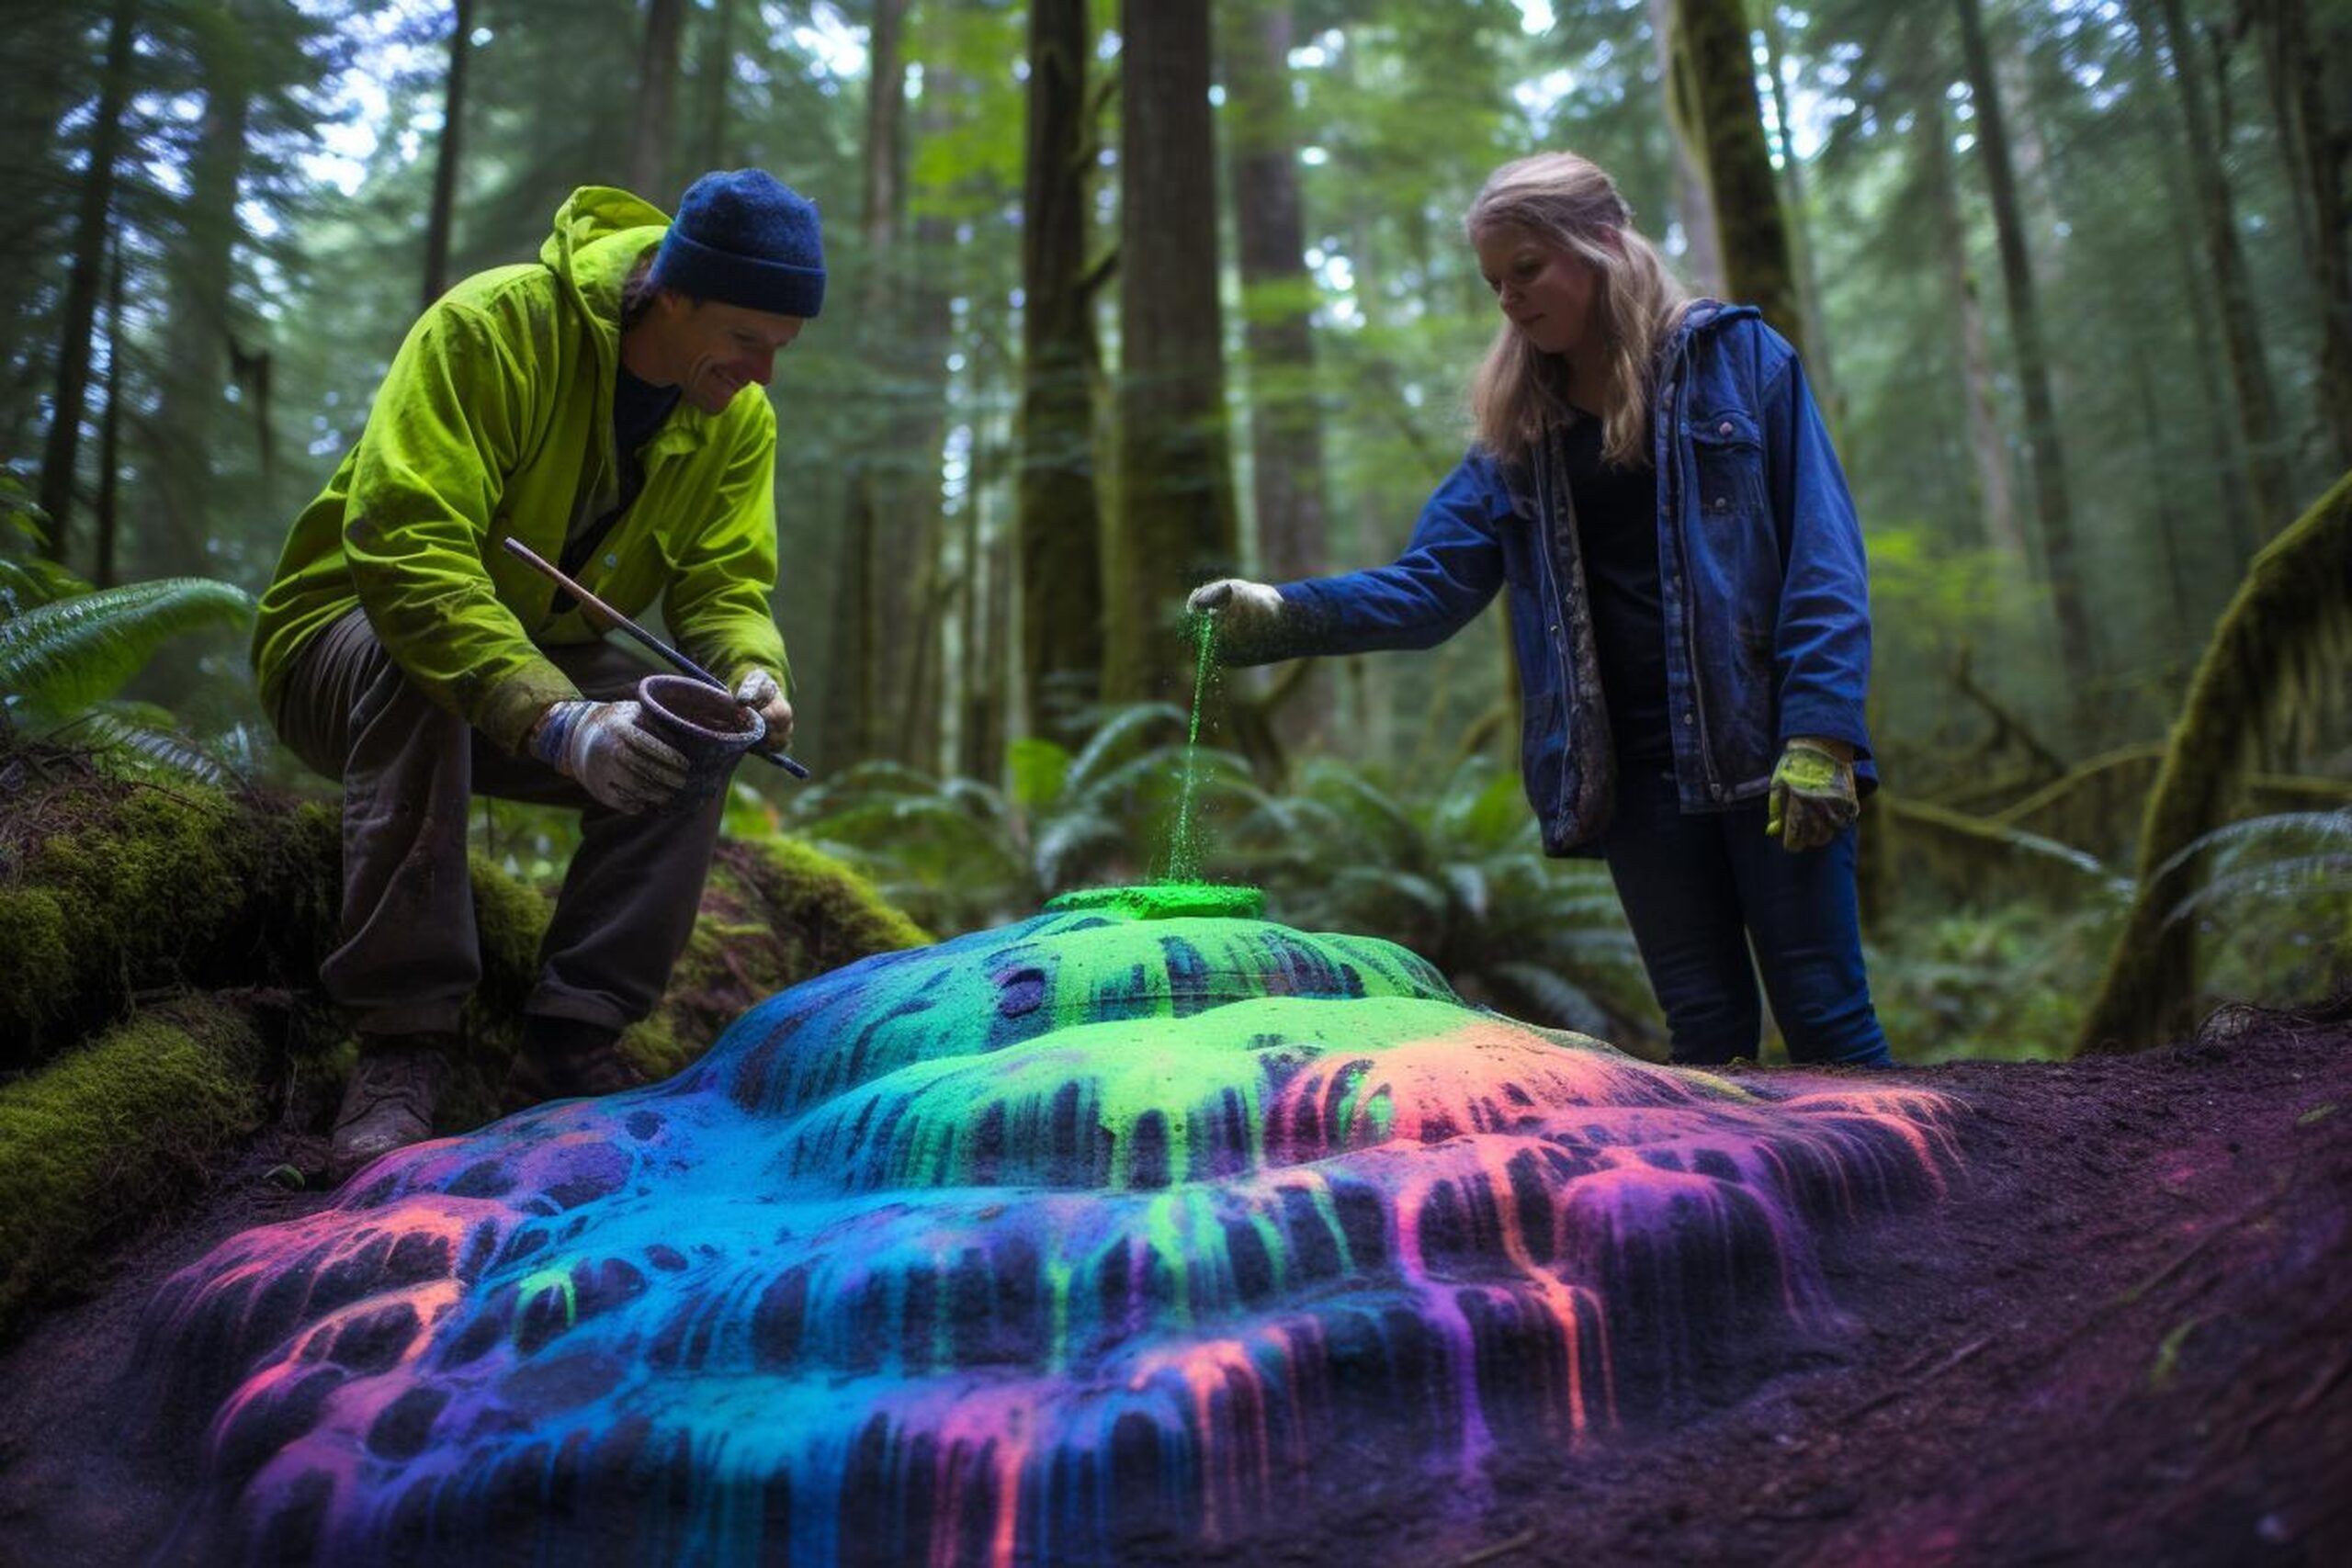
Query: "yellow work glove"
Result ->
[[1766, 738, 1857, 852]]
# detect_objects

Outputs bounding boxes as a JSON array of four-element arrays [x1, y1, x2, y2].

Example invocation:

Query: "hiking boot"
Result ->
[[501, 1015, 647, 1112], [330, 1036, 452, 1180]]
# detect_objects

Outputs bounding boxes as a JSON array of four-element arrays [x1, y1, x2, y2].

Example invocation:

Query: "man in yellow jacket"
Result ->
[[253, 170, 818, 1177]]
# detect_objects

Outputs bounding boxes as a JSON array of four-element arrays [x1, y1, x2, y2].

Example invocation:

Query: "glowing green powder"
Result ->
[[1046, 883, 1264, 920], [1166, 610, 1219, 882]]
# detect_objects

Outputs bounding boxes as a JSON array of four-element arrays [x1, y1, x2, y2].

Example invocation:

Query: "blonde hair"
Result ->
[[1464, 152, 1691, 468]]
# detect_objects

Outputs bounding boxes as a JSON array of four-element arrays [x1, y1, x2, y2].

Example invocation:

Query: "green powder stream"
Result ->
[[1166, 610, 1218, 884]]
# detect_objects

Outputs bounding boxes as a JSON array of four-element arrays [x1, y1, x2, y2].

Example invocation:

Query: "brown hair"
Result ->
[[1464, 152, 1691, 468]]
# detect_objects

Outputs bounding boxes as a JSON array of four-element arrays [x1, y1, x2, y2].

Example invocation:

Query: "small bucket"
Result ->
[[635, 673, 764, 810]]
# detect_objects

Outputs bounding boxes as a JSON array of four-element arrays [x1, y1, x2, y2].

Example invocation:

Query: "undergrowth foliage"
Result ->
[[0, 487, 254, 784]]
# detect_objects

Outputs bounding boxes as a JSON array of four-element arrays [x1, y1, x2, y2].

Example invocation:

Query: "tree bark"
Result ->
[[1756, 2, 1836, 414], [1016, 0, 1106, 743], [1220, 0, 1332, 746], [822, 0, 908, 766], [628, 0, 685, 200], [37, 0, 139, 564], [142, 0, 255, 581], [1644, 0, 1723, 294], [1921, 90, 2025, 566], [421, 0, 474, 310], [1953, 0, 2096, 704], [1102, 0, 1238, 705], [2137, 0, 2290, 534], [1668, 0, 1804, 355], [95, 236, 127, 591], [693, 0, 734, 173], [2240, 0, 2352, 475]]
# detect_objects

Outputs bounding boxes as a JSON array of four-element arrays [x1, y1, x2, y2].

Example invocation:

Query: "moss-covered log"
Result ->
[[2076, 470, 2352, 1054], [0, 753, 930, 1337], [0, 995, 267, 1335], [0, 769, 339, 1066]]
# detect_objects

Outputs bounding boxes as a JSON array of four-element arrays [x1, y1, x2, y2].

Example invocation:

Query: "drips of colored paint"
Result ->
[[141, 897, 1958, 1566]]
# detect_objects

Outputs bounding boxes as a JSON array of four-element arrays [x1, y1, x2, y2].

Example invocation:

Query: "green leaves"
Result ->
[[0, 578, 254, 724]]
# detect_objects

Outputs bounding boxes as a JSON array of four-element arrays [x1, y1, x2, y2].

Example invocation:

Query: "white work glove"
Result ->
[[1185, 578, 1287, 661], [529, 699, 688, 814], [733, 669, 794, 753]]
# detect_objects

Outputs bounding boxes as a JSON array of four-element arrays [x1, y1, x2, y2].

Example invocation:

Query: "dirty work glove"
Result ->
[[530, 699, 688, 815], [1185, 578, 1287, 662], [733, 669, 794, 753], [1767, 738, 1858, 852]]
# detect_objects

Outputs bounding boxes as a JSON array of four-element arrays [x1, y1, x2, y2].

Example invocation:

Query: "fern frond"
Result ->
[[2158, 854, 2352, 933], [0, 578, 254, 716], [74, 711, 241, 787], [1063, 702, 1186, 791]]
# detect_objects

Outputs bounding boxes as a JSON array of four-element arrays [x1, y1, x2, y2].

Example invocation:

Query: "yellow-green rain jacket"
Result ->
[[252, 186, 790, 755]]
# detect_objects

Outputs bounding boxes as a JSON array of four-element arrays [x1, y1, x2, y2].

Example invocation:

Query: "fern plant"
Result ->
[[1221, 755, 1658, 1046], [0, 498, 255, 780], [780, 703, 1267, 934]]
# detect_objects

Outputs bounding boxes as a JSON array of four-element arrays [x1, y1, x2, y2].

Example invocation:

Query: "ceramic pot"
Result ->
[[634, 673, 764, 810]]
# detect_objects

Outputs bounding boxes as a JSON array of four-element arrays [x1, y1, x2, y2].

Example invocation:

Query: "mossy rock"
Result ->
[[0, 994, 268, 1336]]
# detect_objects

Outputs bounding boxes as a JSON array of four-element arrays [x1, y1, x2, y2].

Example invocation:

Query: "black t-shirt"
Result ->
[[1561, 412, 1671, 764], [559, 364, 680, 583], [612, 363, 681, 515]]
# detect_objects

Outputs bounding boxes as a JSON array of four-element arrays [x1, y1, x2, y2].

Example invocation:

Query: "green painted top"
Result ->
[[1045, 883, 1265, 920]]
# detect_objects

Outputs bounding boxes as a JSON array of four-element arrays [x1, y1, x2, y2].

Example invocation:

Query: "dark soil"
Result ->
[[2, 1010, 2347, 1568]]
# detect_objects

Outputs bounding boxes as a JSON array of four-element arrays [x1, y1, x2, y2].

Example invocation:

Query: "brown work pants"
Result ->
[[269, 607, 727, 1039]]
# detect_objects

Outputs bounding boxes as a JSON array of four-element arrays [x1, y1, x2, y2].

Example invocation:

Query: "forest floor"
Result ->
[[0, 1005, 2346, 1567]]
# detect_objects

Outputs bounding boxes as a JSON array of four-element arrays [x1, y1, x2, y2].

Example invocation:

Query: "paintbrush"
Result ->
[[501, 536, 810, 779]]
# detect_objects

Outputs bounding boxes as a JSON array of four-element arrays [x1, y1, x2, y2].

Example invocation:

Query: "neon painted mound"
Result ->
[[140, 897, 1955, 1565]]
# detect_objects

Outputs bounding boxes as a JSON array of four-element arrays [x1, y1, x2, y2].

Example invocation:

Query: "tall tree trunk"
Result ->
[[0, 10, 91, 458], [822, 0, 907, 766], [628, 0, 685, 200], [693, 0, 735, 172], [2241, 0, 2352, 474], [1016, 0, 1106, 744], [1954, 0, 2096, 704], [1921, 90, 2024, 565], [2139, 15, 2258, 563], [1668, 0, 1804, 354], [1220, 0, 1332, 746], [1756, 1, 1836, 412], [95, 236, 127, 591], [37, 0, 139, 564], [2136, 0, 2290, 533], [422, 0, 474, 310], [1103, 0, 1238, 705], [142, 0, 255, 581], [1644, 0, 1723, 294]]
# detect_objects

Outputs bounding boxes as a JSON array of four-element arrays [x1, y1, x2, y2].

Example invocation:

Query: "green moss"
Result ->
[[632, 835, 932, 1078], [0, 995, 266, 1336], [0, 779, 338, 1068]]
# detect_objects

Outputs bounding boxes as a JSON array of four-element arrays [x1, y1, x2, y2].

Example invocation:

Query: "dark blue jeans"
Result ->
[[1600, 763, 1891, 1066]]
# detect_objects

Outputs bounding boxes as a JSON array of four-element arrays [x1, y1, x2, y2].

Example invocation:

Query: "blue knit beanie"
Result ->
[[648, 169, 826, 319]]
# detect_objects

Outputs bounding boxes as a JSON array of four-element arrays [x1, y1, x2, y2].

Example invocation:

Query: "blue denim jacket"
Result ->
[[1273, 303, 1875, 856]]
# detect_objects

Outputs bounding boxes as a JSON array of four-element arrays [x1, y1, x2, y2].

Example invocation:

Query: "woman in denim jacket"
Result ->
[[1192, 152, 1891, 1068]]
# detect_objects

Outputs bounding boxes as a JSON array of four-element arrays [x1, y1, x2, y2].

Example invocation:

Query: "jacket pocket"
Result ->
[[1688, 408, 1766, 524]]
